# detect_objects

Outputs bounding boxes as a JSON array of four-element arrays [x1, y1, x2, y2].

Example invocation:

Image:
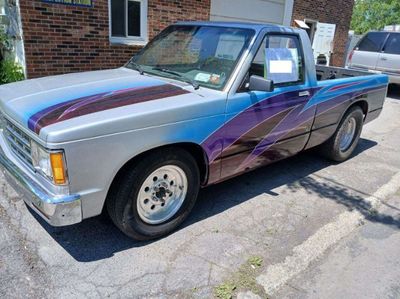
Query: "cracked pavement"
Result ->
[[1, 87, 400, 298]]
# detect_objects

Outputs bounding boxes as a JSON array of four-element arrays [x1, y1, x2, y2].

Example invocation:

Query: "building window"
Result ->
[[109, 0, 148, 45]]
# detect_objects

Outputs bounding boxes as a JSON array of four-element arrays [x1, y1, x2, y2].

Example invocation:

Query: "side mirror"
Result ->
[[248, 75, 274, 92]]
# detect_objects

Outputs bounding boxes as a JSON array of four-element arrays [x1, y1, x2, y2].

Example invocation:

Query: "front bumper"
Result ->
[[0, 146, 82, 227]]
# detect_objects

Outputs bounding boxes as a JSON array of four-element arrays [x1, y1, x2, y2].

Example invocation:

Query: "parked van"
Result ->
[[348, 31, 400, 84]]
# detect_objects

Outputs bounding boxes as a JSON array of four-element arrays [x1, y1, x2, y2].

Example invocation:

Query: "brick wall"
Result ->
[[291, 0, 354, 67], [19, 0, 210, 78]]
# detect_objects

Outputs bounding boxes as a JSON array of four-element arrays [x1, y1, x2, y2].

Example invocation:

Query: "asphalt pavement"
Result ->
[[1, 86, 400, 298]]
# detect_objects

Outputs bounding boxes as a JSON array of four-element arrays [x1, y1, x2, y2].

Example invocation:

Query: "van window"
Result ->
[[383, 33, 400, 55], [357, 32, 389, 52]]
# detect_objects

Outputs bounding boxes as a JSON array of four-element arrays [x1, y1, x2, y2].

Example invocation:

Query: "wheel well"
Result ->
[[107, 143, 209, 199], [350, 100, 368, 118]]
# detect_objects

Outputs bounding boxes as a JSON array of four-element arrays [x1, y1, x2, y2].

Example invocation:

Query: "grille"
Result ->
[[4, 119, 34, 169]]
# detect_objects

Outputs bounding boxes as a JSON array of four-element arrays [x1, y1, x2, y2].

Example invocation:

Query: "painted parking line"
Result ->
[[256, 171, 400, 295]]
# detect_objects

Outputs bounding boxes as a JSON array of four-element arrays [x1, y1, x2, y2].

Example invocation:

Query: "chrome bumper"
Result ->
[[0, 151, 82, 226]]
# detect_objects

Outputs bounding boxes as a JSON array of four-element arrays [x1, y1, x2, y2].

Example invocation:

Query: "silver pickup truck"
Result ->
[[0, 22, 388, 240]]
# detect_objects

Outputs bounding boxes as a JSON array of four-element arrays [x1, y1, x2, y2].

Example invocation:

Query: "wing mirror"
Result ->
[[248, 75, 274, 92]]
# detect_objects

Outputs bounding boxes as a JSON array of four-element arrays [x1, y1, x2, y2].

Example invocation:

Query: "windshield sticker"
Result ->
[[195, 73, 211, 83], [209, 74, 221, 85]]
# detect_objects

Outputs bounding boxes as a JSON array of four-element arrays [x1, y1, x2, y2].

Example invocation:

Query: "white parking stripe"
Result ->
[[256, 171, 400, 295]]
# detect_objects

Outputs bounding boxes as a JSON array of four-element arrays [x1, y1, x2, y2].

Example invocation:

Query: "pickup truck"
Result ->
[[0, 22, 388, 240]]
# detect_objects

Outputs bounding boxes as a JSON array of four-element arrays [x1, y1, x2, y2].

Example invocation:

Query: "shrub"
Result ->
[[0, 60, 25, 84]]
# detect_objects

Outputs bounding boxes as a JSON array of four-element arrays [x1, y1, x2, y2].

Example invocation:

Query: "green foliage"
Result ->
[[0, 60, 25, 84], [0, 31, 6, 44], [214, 256, 267, 299], [248, 256, 263, 268], [214, 282, 236, 299], [0, 28, 8, 51], [351, 0, 400, 34]]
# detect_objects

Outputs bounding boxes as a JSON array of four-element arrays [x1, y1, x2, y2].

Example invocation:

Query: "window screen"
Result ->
[[357, 32, 389, 52], [383, 33, 400, 55]]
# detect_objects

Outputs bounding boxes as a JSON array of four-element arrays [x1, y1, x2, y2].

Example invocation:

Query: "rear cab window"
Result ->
[[357, 32, 389, 52]]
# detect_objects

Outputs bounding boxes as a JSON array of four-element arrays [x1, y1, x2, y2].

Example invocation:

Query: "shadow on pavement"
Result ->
[[387, 84, 400, 100], [29, 138, 399, 262]]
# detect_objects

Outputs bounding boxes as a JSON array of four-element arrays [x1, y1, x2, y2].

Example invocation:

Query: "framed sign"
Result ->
[[42, 0, 92, 7]]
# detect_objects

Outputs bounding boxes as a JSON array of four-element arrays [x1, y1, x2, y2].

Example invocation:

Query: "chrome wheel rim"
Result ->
[[137, 165, 188, 225], [340, 117, 356, 151]]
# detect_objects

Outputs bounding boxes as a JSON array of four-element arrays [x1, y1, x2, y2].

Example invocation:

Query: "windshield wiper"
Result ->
[[152, 67, 199, 90], [127, 60, 145, 75]]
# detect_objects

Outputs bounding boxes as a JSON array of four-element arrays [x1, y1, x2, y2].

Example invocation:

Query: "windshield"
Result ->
[[128, 25, 255, 90]]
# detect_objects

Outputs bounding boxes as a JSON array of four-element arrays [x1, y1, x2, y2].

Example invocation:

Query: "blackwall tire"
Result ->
[[320, 106, 364, 162], [106, 148, 200, 240]]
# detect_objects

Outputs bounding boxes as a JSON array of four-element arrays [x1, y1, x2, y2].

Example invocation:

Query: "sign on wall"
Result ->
[[42, 0, 92, 7]]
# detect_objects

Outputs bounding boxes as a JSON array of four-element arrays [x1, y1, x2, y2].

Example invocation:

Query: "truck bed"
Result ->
[[316, 65, 374, 81]]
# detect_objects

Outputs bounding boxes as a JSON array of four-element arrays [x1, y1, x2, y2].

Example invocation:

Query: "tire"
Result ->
[[106, 148, 200, 240], [320, 106, 364, 162]]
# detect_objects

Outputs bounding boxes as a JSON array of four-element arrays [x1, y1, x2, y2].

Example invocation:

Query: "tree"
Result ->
[[351, 0, 400, 34]]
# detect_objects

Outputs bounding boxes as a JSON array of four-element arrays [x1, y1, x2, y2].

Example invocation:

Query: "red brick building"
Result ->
[[10, 0, 354, 78]]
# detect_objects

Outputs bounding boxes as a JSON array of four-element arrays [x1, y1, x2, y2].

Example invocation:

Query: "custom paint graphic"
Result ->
[[28, 84, 189, 134], [24, 74, 386, 183], [201, 78, 387, 180]]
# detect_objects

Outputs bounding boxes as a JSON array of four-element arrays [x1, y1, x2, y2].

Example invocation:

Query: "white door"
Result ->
[[312, 22, 336, 65], [210, 0, 291, 26]]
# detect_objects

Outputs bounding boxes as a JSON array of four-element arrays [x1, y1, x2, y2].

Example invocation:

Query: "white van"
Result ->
[[348, 31, 400, 84]]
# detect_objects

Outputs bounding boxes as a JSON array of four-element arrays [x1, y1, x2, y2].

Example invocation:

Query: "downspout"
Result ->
[[283, 0, 294, 26]]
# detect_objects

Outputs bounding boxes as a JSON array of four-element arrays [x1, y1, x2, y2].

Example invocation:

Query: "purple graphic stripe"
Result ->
[[236, 85, 385, 171], [27, 93, 106, 132], [28, 84, 188, 134], [202, 88, 320, 162], [327, 81, 362, 92]]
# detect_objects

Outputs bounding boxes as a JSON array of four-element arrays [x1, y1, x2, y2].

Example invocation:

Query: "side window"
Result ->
[[357, 32, 388, 52], [383, 33, 400, 55], [249, 34, 304, 85]]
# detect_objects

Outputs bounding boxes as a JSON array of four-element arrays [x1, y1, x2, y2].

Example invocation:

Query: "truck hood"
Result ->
[[0, 68, 211, 143]]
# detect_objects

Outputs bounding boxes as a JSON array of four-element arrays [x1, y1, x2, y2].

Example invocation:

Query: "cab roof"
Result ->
[[175, 21, 300, 34]]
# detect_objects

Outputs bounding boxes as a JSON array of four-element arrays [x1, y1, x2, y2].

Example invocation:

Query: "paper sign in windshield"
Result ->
[[269, 60, 293, 73], [195, 73, 211, 82]]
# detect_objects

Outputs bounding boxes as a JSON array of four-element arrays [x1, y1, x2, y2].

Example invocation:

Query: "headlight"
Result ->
[[31, 141, 67, 185]]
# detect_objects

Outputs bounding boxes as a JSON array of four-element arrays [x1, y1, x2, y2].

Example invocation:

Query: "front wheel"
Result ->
[[319, 106, 364, 162], [106, 148, 200, 240]]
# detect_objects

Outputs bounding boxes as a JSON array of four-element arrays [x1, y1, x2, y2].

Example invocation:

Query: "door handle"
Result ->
[[299, 91, 311, 97], [381, 57, 388, 61]]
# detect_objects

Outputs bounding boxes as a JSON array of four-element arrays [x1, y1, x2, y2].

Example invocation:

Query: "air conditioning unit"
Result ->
[[384, 25, 400, 32], [0, 0, 7, 14]]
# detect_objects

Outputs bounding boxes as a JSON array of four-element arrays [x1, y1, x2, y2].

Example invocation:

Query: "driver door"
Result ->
[[220, 33, 317, 179]]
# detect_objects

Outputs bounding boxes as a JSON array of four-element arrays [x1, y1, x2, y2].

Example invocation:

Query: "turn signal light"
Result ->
[[50, 152, 66, 185]]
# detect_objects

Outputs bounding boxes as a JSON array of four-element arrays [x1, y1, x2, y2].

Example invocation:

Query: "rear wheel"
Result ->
[[320, 106, 364, 162], [107, 148, 200, 240]]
